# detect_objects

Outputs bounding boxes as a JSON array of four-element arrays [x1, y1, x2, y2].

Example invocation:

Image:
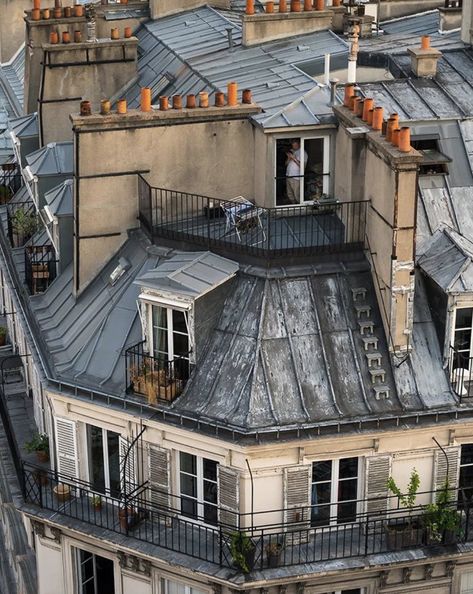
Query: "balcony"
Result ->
[[24, 245, 58, 295], [6, 201, 39, 248], [448, 346, 473, 401], [125, 341, 191, 405], [0, 164, 22, 203], [22, 463, 473, 573], [138, 176, 368, 263]]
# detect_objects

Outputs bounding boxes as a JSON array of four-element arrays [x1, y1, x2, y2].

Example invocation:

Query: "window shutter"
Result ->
[[148, 445, 170, 509], [218, 466, 239, 529], [119, 436, 137, 496], [433, 446, 460, 491], [54, 417, 78, 479], [283, 465, 311, 543], [365, 455, 391, 516]]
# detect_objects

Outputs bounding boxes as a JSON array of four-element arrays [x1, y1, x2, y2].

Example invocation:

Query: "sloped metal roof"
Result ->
[[136, 251, 239, 299], [381, 10, 442, 36], [8, 113, 38, 139], [44, 179, 73, 217], [26, 142, 73, 176]]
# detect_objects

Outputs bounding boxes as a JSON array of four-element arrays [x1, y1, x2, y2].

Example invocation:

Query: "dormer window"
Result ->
[[453, 308, 473, 369], [151, 305, 190, 362]]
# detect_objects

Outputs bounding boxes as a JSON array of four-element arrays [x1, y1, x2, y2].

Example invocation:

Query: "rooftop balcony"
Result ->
[[22, 463, 473, 574], [138, 176, 368, 264], [449, 345, 473, 401]]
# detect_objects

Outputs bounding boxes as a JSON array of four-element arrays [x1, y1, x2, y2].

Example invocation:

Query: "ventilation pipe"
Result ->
[[347, 23, 359, 84]]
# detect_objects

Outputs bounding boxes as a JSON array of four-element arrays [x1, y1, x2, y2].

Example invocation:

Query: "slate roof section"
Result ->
[[136, 251, 239, 298], [26, 142, 73, 176], [44, 179, 73, 217], [418, 228, 473, 293], [8, 113, 38, 140], [381, 10, 443, 36]]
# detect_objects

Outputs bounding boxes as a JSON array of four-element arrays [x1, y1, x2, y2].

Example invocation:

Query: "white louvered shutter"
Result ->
[[283, 465, 311, 544], [119, 436, 136, 496], [365, 455, 391, 516], [54, 417, 78, 479], [218, 466, 239, 530], [433, 446, 460, 492], [148, 445, 170, 509]]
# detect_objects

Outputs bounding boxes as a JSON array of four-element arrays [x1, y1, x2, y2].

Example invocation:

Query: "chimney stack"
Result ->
[[407, 36, 441, 78]]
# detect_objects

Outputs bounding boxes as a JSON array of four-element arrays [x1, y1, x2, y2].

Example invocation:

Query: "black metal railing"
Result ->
[[6, 201, 39, 248], [138, 176, 368, 261], [22, 463, 472, 572], [448, 345, 473, 401], [24, 245, 58, 295], [0, 164, 22, 205], [125, 341, 191, 405]]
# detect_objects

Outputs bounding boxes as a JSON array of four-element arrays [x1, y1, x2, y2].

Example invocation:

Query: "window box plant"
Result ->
[[422, 481, 462, 545], [230, 531, 256, 574], [265, 541, 283, 568], [0, 327, 7, 347], [130, 363, 180, 405], [91, 495, 102, 511], [25, 433, 50, 463], [385, 469, 423, 549]]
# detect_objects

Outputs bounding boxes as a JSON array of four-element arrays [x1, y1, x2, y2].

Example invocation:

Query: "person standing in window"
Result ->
[[286, 139, 308, 205]]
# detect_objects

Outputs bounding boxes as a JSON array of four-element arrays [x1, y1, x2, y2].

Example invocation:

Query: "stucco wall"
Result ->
[[0, 0, 30, 63], [150, 0, 229, 19], [242, 12, 332, 46], [378, 0, 444, 20]]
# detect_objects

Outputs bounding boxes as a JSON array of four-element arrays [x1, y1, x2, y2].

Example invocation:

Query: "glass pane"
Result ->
[[204, 503, 218, 525], [95, 555, 115, 594], [153, 306, 168, 330], [203, 479, 218, 505], [337, 500, 357, 524], [180, 474, 197, 498], [181, 496, 197, 519], [311, 483, 331, 525], [338, 478, 358, 502], [461, 444, 473, 466], [454, 329, 472, 351], [173, 332, 189, 358], [180, 452, 196, 475], [108, 431, 121, 498], [303, 138, 325, 202], [163, 579, 187, 594], [339, 457, 358, 479], [172, 310, 187, 334], [313, 460, 332, 482], [203, 459, 217, 481], [88, 425, 105, 495], [455, 308, 473, 330]]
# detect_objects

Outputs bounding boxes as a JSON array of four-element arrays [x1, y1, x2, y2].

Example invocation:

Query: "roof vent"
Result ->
[[109, 256, 131, 286]]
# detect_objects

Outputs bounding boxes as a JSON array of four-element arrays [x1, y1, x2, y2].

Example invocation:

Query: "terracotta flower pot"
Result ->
[[53, 483, 71, 502], [36, 450, 49, 463]]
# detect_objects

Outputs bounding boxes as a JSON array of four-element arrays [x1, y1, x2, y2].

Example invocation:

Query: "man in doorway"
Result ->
[[286, 139, 308, 204]]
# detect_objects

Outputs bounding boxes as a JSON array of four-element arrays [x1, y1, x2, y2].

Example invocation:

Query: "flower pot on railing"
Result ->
[[118, 506, 139, 530], [230, 532, 256, 574], [265, 541, 283, 568], [53, 483, 71, 502]]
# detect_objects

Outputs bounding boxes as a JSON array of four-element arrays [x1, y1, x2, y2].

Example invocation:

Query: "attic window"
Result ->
[[411, 137, 451, 175], [151, 305, 190, 363]]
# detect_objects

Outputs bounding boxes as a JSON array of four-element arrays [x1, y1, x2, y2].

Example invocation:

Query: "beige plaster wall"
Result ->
[[0, 0, 30, 63], [150, 0, 229, 19], [242, 11, 332, 46]]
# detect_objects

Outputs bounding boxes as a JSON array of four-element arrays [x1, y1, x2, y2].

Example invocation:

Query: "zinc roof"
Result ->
[[44, 179, 73, 217], [26, 142, 73, 176]]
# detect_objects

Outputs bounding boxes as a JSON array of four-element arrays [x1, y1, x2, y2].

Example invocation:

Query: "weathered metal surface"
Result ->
[[25, 142, 73, 177]]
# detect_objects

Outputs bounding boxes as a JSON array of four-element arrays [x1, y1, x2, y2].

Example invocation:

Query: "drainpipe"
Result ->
[[245, 458, 254, 530], [324, 53, 330, 86]]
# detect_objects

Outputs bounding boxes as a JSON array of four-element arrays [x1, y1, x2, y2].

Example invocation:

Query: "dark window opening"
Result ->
[[76, 549, 115, 594], [411, 137, 451, 175]]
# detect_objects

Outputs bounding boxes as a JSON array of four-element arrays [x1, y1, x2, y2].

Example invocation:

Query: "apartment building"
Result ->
[[0, 1, 473, 594]]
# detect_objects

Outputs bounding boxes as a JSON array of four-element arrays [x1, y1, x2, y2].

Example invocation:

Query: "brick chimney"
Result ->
[[407, 36, 441, 78]]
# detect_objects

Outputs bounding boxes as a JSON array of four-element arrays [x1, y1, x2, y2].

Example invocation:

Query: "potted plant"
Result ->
[[386, 469, 422, 549], [11, 207, 37, 246], [118, 506, 139, 530], [91, 495, 102, 511], [0, 185, 12, 205], [230, 531, 256, 574], [265, 541, 283, 568], [423, 481, 462, 545], [53, 483, 71, 503], [0, 326, 7, 347], [25, 433, 50, 463]]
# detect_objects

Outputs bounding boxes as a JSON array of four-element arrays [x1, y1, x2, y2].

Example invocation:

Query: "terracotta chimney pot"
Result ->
[[159, 96, 169, 111], [399, 127, 411, 152], [367, 108, 374, 126], [49, 30, 59, 44], [54, 0, 61, 8], [33, 0, 41, 9], [332, 0, 341, 6], [140, 87, 152, 112], [421, 35, 430, 50], [362, 97, 373, 121], [391, 112, 399, 126], [80, 100, 91, 116], [111, 28, 119, 40], [100, 99, 111, 115], [242, 89, 252, 104], [32, 8, 41, 20], [64, 6, 72, 17], [117, 99, 127, 115], [304, 0, 312, 11], [246, 0, 255, 14], [279, 0, 287, 11], [386, 117, 396, 142], [372, 106, 383, 130], [53, 7, 62, 18], [199, 92, 209, 108], [392, 128, 400, 147], [186, 94, 196, 108], [227, 82, 238, 106], [343, 84, 355, 107], [266, 1, 275, 11], [74, 30, 81, 42], [172, 95, 182, 109], [124, 26, 132, 38], [315, 0, 324, 10], [62, 31, 71, 43], [42, 8, 50, 19], [73, 4, 84, 16], [215, 92, 225, 107], [291, 0, 302, 11]]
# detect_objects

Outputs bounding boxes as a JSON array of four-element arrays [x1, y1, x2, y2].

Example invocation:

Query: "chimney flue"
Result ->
[[408, 35, 441, 78], [140, 87, 152, 112], [173, 95, 182, 109], [242, 89, 252, 104], [226, 27, 234, 50], [329, 79, 339, 106], [227, 82, 238, 106]]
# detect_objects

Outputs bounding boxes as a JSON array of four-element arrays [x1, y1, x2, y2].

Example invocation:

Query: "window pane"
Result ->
[[181, 497, 197, 518], [338, 478, 358, 502], [339, 457, 358, 479], [153, 306, 167, 330], [95, 555, 115, 594], [454, 330, 472, 351], [88, 425, 105, 495], [180, 452, 196, 475], [204, 503, 218, 525], [337, 500, 357, 524], [180, 474, 197, 498], [313, 460, 332, 482], [107, 431, 121, 498], [456, 308, 473, 330], [203, 459, 217, 481], [462, 444, 473, 465], [173, 332, 189, 358], [203, 479, 218, 505], [173, 310, 187, 333]]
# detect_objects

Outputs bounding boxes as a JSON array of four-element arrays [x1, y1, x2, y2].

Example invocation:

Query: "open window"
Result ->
[[179, 452, 219, 525], [275, 136, 330, 206], [74, 548, 115, 594], [411, 137, 451, 176]]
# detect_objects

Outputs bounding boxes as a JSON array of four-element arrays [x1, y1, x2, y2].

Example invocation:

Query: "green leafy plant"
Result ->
[[422, 481, 462, 544], [230, 532, 255, 574], [387, 468, 420, 514], [25, 433, 49, 455], [91, 495, 102, 508], [11, 208, 37, 238]]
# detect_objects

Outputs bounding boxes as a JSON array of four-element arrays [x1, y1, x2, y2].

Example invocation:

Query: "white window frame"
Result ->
[[311, 456, 362, 527], [72, 546, 118, 594], [273, 135, 331, 207], [177, 451, 219, 525], [452, 306, 473, 365], [148, 303, 190, 362], [161, 577, 208, 594], [86, 424, 121, 498]]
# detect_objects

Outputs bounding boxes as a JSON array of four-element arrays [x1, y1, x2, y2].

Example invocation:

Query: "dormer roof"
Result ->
[[26, 142, 73, 176], [44, 179, 73, 218]]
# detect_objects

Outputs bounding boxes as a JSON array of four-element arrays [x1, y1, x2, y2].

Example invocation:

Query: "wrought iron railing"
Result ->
[[125, 341, 191, 405], [448, 345, 473, 402], [138, 176, 368, 261], [21, 462, 472, 572], [24, 245, 58, 295], [0, 164, 22, 204], [6, 201, 39, 248]]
